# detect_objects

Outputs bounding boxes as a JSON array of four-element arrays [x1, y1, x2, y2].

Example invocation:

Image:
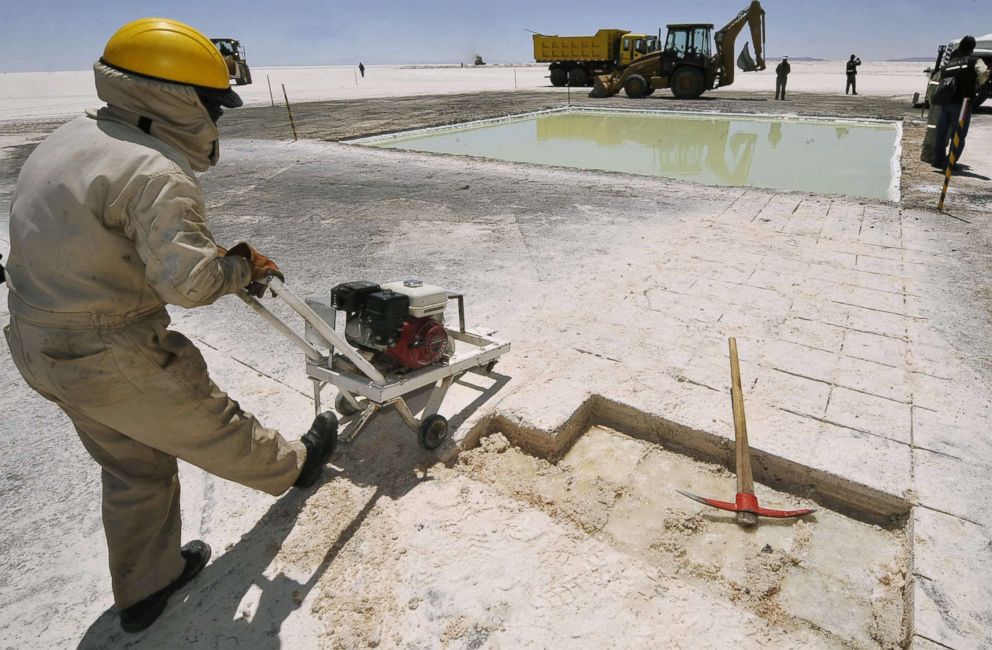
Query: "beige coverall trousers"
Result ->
[[5, 306, 305, 608]]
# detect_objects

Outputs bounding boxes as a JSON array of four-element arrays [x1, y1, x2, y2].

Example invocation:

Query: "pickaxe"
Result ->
[[677, 338, 816, 526]]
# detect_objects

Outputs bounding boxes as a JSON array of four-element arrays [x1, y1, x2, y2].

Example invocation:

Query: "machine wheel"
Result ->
[[335, 393, 361, 417], [623, 75, 649, 99], [976, 84, 989, 107], [418, 414, 449, 450], [568, 67, 588, 87], [670, 67, 705, 99], [549, 68, 567, 87], [483, 360, 498, 375]]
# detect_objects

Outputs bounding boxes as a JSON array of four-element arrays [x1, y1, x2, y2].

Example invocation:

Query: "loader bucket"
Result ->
[[737, 42, 758, 72], [589, 75, 617, 98]]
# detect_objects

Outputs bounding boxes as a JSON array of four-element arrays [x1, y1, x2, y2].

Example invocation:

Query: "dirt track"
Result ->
[[218, 89, 914, 143], [5, 89, 988, 214], [216, 89, 989, 215]]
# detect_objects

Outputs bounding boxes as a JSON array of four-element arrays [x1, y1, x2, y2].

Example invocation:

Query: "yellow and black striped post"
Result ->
[[938, 98, 972, 212]]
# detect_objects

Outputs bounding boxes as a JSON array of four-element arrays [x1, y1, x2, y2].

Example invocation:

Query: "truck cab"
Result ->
[[655, 24, 717, 95], [660, 24, 713, 75], [619, 34, 660, 66]]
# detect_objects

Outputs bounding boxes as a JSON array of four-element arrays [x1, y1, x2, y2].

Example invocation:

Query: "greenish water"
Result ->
[[368, 111, 899, 201]]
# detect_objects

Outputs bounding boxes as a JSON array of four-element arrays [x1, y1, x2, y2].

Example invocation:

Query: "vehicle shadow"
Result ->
[[75, 370, 508, 648]]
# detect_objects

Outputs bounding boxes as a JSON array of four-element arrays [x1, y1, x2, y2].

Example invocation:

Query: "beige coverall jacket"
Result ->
[[4, 63, 305, 608]]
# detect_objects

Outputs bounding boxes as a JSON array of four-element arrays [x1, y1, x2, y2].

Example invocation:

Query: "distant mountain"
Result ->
[[782, 57, 825, 62], [886, 57, 935, 62]]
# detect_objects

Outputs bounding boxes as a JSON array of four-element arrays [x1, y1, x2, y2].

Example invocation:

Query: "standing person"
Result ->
[[933, 36, 990, 169], [845, 54, 861, 94], [2, 18, 338, 633], [358, 62, 365, 78], [775, 56, 790, 100]]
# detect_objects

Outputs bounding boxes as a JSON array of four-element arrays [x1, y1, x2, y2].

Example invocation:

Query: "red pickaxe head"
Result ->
[[677, 489, 816, 520]]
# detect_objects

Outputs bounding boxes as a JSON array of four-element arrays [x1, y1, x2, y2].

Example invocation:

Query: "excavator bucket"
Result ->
[[589, 74, 618, 98], [737, 42, 758, 72]]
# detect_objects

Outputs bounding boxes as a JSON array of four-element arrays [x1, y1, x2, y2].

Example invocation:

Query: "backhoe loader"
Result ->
[[590, 1, 765, 99]]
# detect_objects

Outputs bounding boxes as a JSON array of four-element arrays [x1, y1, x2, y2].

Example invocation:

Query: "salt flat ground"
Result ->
[[0, 61, 926, 120], [1, 66, 991, 649]]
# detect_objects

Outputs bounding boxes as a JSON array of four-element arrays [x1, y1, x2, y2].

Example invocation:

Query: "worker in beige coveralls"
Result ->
[[1, 18, 338, 633]]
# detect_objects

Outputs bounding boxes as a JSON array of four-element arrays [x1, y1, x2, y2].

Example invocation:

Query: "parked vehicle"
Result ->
[[533, 29, 660, 87], [939, 33, 991, 106], [589, 1, 766, 100]]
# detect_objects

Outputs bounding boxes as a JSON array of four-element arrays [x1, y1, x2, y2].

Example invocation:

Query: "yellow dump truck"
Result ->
[[533, 29, 660, 87]]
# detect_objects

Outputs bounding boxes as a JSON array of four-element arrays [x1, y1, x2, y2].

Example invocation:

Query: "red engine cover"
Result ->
[[385, 317, 449, 369]]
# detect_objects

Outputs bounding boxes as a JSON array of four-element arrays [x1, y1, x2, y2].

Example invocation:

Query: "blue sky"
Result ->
[[0, 0, 987, 72]]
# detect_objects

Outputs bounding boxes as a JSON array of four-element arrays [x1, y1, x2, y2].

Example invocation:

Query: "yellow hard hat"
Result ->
[[102, 17, 231, 91]]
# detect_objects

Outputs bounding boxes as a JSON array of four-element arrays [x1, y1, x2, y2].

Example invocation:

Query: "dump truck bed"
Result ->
[[533, 29, 628, 63]]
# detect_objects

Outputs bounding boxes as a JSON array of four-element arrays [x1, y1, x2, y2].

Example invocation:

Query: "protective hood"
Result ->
[[90, 61, 220, 171]]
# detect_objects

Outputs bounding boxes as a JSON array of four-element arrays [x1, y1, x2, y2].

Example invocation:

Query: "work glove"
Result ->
[[225, 242, 285, 298]]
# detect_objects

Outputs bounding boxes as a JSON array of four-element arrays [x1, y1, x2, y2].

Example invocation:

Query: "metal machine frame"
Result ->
[[238, 278, 509, 449]]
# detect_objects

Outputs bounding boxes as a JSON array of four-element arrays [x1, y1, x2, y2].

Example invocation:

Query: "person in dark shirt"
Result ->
[[358, 62, 365, 78], [775, 56, 790, 100], [845, 55, 861, 94], [933, 36, 991, 168]]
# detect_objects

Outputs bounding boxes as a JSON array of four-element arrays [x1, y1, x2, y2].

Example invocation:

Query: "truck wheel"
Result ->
[[670, 67, 705, 99], [568, 68, 588, 87], [623, 75, 649, 99], [976, 83, 989, 107], [549, 68, 567, 87]]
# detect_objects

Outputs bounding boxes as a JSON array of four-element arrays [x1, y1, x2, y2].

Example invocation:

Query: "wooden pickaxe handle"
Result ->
[[729, 338, 759, 527], [676, 338, 816, 524]]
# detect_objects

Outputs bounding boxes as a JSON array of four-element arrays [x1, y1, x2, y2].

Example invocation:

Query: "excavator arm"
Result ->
[[712, 0, 766, 88]]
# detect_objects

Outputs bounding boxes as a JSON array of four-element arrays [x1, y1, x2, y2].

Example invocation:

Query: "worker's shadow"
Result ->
[[76, 370, 509, 649], [934, 162, 991, 181]]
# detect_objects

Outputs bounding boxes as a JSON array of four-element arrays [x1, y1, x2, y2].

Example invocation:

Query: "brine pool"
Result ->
[[352, 108, 901, 201]]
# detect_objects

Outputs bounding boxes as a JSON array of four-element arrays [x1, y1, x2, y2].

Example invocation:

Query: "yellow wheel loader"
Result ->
[[590, 1, 766, 99], [211, 38, 252, 86]]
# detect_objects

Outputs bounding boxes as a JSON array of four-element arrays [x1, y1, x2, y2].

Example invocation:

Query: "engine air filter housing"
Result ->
[[381, 279, 448, 317]]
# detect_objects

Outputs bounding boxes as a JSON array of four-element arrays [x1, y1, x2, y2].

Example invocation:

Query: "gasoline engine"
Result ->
[[330, 279, 454, 370]]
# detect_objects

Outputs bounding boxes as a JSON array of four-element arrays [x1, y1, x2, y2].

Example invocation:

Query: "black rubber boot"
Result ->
[[294, 411, 338, 489], [119, 540, 211, 633]]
